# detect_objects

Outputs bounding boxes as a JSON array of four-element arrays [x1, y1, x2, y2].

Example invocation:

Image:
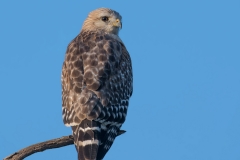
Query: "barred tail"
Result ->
[[72, 120, 101, 160], [96, 125, 120, 160]]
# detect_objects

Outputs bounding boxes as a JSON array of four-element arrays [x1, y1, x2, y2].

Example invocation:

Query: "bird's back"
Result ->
[[62, 31, 132, 160]]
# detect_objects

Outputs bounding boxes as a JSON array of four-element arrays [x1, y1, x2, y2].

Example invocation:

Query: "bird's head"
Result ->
[[82, 8, 122, 35]]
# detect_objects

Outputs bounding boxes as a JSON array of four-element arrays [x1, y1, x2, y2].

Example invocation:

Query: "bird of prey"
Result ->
[[61, 8, 133, 160]]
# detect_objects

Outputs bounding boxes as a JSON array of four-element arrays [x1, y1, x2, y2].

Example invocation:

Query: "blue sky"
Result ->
[[0, 0, 240, 160]]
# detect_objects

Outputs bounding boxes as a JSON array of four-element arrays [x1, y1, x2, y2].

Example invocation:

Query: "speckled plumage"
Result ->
[[61, 8, 133, 160]]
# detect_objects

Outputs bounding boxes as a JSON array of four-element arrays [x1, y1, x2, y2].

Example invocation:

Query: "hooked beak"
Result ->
[[112, 19, 122, 29]]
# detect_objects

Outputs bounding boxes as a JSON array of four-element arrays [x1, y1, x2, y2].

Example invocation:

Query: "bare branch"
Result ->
[[4, 130, 126, 160], [4, 135, 74, 160]]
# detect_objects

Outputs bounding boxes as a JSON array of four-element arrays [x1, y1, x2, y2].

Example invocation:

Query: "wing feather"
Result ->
[[62, 31, 133, 160]]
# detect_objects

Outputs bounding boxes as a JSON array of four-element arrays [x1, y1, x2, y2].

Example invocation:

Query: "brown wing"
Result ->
[[62, 31, 133, 160], [62, 31, 132, 126]]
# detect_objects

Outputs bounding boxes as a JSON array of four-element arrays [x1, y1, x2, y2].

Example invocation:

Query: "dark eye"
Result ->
[[101, 16, 109, 22]]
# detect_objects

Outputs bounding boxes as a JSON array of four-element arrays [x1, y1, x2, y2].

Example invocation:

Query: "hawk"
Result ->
[[61, 8, 133, 160]]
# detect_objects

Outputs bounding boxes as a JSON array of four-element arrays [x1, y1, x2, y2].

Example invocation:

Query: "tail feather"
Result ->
[[72, 120, 101, 160], [96, 125, 119, 160]]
